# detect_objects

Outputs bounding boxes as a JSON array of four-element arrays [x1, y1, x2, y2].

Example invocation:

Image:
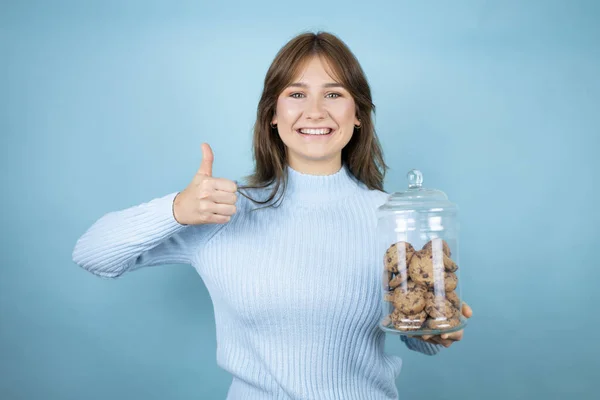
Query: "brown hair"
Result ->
[[238, 31, 389, 208]]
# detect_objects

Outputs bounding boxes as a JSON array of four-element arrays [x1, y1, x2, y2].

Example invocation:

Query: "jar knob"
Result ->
[[407, 169, 423, 189]]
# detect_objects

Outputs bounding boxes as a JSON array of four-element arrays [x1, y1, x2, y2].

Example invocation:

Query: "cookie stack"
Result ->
[[382, 238, 462, 332]]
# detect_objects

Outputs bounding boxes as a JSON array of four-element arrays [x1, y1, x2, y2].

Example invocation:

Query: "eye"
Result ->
[[290, 92, 305, 98], [326, 92, 341, 99]]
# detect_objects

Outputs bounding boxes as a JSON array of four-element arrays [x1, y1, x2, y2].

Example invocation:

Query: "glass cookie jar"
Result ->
[[377, 169, 466, 336]]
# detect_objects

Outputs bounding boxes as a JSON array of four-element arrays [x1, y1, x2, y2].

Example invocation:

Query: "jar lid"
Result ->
[[380, 169, 457, 212]]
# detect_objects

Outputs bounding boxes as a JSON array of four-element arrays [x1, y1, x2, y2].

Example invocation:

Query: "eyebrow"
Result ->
[[287, 82, 345, 89]]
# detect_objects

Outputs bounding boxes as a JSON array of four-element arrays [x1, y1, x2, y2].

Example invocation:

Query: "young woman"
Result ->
[[73, 31, 472, 400]]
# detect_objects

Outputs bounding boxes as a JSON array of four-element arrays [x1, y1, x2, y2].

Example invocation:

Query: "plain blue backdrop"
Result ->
[[1, 0, 598, 399]]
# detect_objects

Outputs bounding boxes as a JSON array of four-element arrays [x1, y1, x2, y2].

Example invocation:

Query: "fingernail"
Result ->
[[441, 334, 449, 339]]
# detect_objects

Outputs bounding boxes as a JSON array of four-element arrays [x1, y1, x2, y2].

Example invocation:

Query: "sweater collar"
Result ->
[[281, 163, 361, 204]]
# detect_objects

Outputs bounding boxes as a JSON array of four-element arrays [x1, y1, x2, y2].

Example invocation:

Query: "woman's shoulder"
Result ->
[[355, 181, 391, 208]]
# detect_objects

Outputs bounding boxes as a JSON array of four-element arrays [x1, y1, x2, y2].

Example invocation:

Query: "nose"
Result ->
[[305, 96, 327, 120]]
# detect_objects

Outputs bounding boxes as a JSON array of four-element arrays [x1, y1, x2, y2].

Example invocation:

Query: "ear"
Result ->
[[271, 113, 278, 126], [354, 107, 361, 127]]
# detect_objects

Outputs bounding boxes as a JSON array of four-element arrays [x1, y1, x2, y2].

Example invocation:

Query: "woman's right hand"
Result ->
[[172, 143, 238, 225]]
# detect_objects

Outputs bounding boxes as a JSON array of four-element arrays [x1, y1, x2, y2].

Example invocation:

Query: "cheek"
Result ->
[[332, 101, 357, 125], [276, 98, 303, 125]]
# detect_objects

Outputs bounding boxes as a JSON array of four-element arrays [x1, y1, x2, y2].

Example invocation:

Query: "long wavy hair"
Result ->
[[238, 31, 389, 208]]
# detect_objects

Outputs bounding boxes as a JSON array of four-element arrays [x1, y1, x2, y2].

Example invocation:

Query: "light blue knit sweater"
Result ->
[[72, 163, 440, 400]]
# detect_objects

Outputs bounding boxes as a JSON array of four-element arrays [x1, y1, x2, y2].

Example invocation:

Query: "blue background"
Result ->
[[2, 0, 598, 399]]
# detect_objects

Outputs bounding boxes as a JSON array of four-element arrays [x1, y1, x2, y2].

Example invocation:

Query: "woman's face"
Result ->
[[272, 55, 360, 175]]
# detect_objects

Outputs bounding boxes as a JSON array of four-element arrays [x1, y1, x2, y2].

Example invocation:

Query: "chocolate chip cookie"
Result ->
[[421, 239, 458, 272], [408, 250, 438, 287], [384, 241, 415, 274], [409, 251, 458, 290], [390, 308, 427, 331], [391, 280, 427, 314], [424, 296, 459, 319], [445, 290, 461, 309], [442, 272, 458, 291], [425, 316, 461, 330], [422, 238, 452, 257], [389, 270, 409, 289]]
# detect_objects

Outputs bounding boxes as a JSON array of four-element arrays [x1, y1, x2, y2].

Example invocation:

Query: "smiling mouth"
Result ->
[[296, 128, 333, 136]]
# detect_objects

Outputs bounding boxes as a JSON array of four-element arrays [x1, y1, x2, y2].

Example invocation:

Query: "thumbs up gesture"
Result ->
[[172, 143, 238, 225]]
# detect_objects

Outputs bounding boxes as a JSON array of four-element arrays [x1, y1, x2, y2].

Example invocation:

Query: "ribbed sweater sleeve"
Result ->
[[401, 335, 442, 355], [71, 191, 221, 278]]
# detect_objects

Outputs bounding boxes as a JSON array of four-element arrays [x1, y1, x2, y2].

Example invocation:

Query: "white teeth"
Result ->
[[299, 128, 332, 135]]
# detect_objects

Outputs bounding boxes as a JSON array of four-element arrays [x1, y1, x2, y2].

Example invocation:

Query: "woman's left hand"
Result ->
[[416, 302, 473, 348]]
